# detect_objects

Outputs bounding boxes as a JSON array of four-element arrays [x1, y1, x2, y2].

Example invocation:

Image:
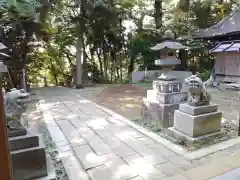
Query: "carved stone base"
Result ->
[[173, 104, 222, 138], [147, 90, 187, 104], [141, 98, 181, 128]]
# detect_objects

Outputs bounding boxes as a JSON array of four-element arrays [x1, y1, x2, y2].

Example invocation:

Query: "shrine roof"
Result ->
[[192, 9, 240, 39], [210, 41, 240, 53]]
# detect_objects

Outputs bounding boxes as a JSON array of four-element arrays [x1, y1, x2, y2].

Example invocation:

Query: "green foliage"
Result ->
[[2, 0, 240, 88], [1, 0, 41, 19], [198, 69, 211, 81]]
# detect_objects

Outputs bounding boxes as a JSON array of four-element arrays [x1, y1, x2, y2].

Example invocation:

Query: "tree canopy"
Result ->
[[0, 0, 239, 87]]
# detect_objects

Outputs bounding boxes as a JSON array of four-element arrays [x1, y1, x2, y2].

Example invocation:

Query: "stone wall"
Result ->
[[132, 70, 192, 83]]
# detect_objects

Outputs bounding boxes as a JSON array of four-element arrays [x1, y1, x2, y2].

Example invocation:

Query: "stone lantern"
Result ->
[[141, 30, 189, 128]]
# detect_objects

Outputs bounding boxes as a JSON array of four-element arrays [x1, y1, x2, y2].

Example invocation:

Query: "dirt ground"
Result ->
[[88, 84, 146, 121], [77, 84, 240, 126]]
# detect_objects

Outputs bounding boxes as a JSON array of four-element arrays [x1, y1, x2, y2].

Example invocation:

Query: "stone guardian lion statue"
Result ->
[[184, 75, 211, 106]]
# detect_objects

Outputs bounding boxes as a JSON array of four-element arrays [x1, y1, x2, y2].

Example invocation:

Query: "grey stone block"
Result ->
[[174, 110, 222, 137], [11, 145, 48, 180], [179, 104, 218, 116], [156, 92, 188, 104], [9, 133, 39, 151], [142, 98, 180, 128], [147, 91, 187, 104]]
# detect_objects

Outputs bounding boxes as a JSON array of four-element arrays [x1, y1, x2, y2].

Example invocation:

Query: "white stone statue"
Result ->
[[3, 88, 30, 130]]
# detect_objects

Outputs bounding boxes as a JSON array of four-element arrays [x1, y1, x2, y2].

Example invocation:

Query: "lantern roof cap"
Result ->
[[151, 40, 187, 51]]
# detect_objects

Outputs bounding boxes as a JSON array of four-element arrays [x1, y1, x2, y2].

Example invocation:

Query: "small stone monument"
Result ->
[[1, 76, 55, 179], [169, 75, 222, 141], [141, 30, 188, 128]]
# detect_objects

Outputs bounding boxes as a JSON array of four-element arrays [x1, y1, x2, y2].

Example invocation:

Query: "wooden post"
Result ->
[[0, 88, 13, 180]]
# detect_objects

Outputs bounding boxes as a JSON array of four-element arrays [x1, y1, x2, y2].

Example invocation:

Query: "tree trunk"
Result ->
[[103, 53, 108, 82], [75, 0, 86, 89], [96, 50, 104, 82], [49, 61, 58, 86], [119, 55, 123, 84], [128, 56, 135, 78], [76, 37, 84, 88], [154, 0, 163, 30]]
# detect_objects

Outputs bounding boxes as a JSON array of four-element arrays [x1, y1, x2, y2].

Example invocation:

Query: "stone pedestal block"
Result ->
[[9, 133, 39, 151], [8, 128, 56, 180], [142, 79, 188, 128], [171, 104, 222, 141], [142, 98, 181, 128], [11, 145, 48, 180]]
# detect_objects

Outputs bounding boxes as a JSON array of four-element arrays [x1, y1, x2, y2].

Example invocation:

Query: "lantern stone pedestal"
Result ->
[[142, 80, 188, 128]]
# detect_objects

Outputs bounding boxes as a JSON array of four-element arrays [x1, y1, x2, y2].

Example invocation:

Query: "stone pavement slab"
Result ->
[[211, 168, 240, 180], [35, 87, 240, 180]]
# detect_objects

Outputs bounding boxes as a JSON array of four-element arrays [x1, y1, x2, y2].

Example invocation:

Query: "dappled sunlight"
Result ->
[[129, 156, 156, 178], [70, 136, 86, 146], [66, 114, 78, 119], [105, 160, 137, 179], [125, 103, 141, 108], [87, 118, 109, 130], [78, 99, 91, 104], [119, 97, 134, 101]]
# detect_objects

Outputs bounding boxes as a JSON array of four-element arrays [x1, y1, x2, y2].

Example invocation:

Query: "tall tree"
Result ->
[[154, 0, 163, 30]]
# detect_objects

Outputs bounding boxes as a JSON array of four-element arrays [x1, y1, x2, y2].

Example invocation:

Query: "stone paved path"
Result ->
[[36, 87, 240, 180]]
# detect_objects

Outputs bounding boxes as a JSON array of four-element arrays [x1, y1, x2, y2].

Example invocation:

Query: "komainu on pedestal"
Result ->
[[170, 75, 222, 142], [3, 88, 55, 180]]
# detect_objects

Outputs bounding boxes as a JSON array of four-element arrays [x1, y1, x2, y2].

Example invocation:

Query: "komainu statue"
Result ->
[[3, 88, 30, 130], [184, 75, 211, 106]]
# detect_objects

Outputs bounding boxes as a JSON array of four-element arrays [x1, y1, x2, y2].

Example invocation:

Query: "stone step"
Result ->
[[9, 133, 39, 151], [11, 145, 48, 180]]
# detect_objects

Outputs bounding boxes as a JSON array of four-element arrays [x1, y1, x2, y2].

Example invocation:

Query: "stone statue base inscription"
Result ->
[[169, 103, 222, 142]]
